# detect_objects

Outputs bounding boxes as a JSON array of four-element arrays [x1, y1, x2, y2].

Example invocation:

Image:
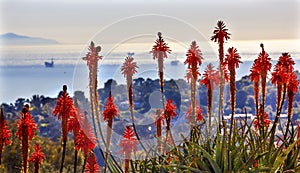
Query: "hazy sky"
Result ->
[[0, 0, 299, 44]]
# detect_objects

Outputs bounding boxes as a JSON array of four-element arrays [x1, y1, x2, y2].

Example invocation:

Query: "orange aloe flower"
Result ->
[[201, 63, 219, 127], [0, 107, 11, 165], [77, 113, 96, 157], [224, 47, 242, 116], [186, 100, 204, 123], [67, 99, 83, 173], [151, 32, 171, 107], [211, 21, 231, 126], [253, 110, 271, 130], [84, 152, 101, 173], [16, 104, 38, 173], [53, 85, 76, 173], [119, 126, 137, 173], [103, 92, 118, 160], [164, 99, 177, 131], [184, 41, 203, 126], [29, 144, 45, 173]]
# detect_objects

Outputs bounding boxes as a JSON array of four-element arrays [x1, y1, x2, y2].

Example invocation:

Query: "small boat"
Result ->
[[171, 60, 179, 66], [44, 58, 54, 68]]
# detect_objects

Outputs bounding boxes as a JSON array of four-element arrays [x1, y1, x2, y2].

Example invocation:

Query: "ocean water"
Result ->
[[0, 43, 299, 104]]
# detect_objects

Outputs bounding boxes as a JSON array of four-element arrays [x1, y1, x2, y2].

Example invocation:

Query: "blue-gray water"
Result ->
[[2, 60, 298, 104]]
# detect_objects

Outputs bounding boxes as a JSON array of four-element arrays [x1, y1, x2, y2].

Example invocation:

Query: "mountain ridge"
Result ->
[[0, 32, 59, 45]]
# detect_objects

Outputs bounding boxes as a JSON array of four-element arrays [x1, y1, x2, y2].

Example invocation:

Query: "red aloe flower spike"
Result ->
[[103, 92, 118, 161], [82, 41, 103, 157], [257, 44, 272, 108], [164, 99, 177, 145], [120, 55, 148, 153], [77, 113, 96, 157], [253, 109, 271, 130], [16, 104, 38, 173], [186, 100, 204, 123], [151, 32, 171, 109], [224, 47, 242, 143], [278, 52, 295, 72], [271, 64, 289, 113], [53, 85, 76, 173], [184, 41, 203, 127], [84, 152, 101, 173], [211, 21, 231, 128], [119, 126, 137, 173], [0, 107, 11, 165], [154, 109, 164, 154], [250, 61, 261, 115], [284, 71, 299, 140], [67, 98, 83, 173], [29, 143, 45, 173], [201, 64, 219, 132], [68, 99, 83, 148]]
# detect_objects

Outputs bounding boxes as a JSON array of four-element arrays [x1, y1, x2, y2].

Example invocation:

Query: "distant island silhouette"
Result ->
[[0, 32, 59, 45]]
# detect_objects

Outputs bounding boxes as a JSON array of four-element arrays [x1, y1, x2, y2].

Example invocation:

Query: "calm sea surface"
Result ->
[[0, 43, 299, 104]]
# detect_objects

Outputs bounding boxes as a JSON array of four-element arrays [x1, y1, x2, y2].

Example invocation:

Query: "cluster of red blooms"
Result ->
[[0, 108, 11, 164], [201, 64, 220, 90], [119, 126, 137, 159], [76, 113, 96, 157], [67, 103, 83, 149], [184, 41, 203, 81], [253, 110, 271, 130], [82, 41, 102, 71], [151, 32, 171, 60], [84, 152, 101, 173], [186, 100, 204, 123], [121, 56, 138, 78], [16, 105, 38, 141], [103, 92, 119, 123], [29, 144, 45, 170]]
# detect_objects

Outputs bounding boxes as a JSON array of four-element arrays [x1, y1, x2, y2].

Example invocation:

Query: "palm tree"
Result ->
[[211, 21, 231, 130]]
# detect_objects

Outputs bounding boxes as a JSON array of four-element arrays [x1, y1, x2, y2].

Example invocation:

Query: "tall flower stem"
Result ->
[[201, 64, 219, 135], [211, 21, 231, 131], [103, 92, 118, 165], [53, 85, 75, 173], [151, 32, 171, 112], [224, 47, 241, 149], [82, 42, 110, 171], [184, 41, 203, 141], [121, 56, 148, 153], [16, 104, 37, 173]]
